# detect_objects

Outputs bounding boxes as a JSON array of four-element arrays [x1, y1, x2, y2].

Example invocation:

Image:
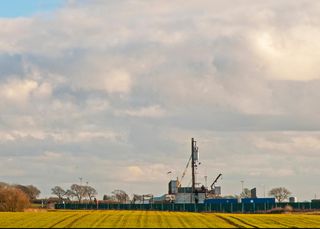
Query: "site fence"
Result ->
[[55, 202, 320, 213]]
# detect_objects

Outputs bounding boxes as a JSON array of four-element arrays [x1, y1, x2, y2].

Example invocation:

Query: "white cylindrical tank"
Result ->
[[168, 180, 178, 194], [289, 197, 297, 203]]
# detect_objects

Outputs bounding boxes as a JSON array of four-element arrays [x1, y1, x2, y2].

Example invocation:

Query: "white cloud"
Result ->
[[103, 70, 132, 94], [254, 133, 320, 156], [33, 82, 52, 98], [38, 151, 62, 161], [85, 98, 109, 112], [253, 27, 320, 81], [119, 105, 166, 118], [248, 168, 295, 178], [0, 133, 15, 141], [0, 129, 125, 144], [67, 58, 133, 94], [121, 164, 169, 183], [0, 18, 33, 54], [0, 77, 52, 111], [50, 130, 125, 143], [1, 79, 38, 103]]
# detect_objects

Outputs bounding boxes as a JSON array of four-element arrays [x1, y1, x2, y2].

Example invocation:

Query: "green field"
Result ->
[[0, 210, 320, 228]]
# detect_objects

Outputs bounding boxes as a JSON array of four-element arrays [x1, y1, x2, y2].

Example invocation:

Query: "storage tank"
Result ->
[[289, 197, 298, 203], [168, 180, 178, 194]]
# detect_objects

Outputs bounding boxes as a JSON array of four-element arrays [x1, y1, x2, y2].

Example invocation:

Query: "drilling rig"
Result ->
[[168, 138, 223, 203]]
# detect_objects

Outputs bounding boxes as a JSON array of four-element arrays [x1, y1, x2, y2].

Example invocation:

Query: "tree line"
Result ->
[[1, 180, 293, 212], [0, 182, 40, 212], [51, 186, 130, 204], [51, 184, 97, 203]]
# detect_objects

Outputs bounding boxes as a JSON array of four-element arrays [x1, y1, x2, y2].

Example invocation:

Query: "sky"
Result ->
[[0, 0, 63, 18], [0, 0, 320, 201]]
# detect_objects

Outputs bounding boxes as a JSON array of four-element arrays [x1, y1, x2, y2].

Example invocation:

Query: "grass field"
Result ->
[[0, 210, 320, 228]]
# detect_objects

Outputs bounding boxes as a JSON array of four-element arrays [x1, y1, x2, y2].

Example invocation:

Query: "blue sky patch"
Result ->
[[0, 0, 63, 18]]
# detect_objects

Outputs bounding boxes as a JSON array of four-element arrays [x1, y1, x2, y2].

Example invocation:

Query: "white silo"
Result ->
[[289, 197, 297, 203]]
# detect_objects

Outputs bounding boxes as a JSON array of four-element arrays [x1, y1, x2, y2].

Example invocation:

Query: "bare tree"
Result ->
[[0, 186, 30, 212], [0, 182, 8, 188], [68, 184, 86, 203], [51, 186, 66, 202], [84, 186, 97, 202], [103, 195, 115, 201], [14, 185, 41, 201], [112, 189, 130, 203], [65, 189, 75, 202], [269, 187, 291, 203], [26, 185, 41, 201]]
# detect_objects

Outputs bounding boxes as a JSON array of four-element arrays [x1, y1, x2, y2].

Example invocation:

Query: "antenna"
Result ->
[[204, 176, 208, 189], [204, 166, 208, 189]]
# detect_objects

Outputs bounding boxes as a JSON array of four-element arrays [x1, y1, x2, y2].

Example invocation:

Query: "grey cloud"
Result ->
[[0, 54, 24, 79]]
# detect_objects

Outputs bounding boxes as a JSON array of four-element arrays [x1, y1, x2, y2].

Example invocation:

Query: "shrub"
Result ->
[[283, 205, 293, 213], [267, 205, 293, 214], [0, 186, 30, 212], [267, 207, 285, 214]]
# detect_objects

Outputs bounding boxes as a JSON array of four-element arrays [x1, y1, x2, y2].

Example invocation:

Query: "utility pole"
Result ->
[[191, 138, 196, 195]]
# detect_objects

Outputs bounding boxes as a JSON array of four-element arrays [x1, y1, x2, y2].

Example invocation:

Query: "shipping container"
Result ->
[[204, 198, 238, 204], [241, 198, 275, 204]]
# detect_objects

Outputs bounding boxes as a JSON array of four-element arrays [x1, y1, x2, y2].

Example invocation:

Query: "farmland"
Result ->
[[0, 210, 320, 228]]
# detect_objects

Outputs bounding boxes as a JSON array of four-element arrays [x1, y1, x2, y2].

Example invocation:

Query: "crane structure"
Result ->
[[206, 173, 223, 198], [210, 173, 222, 191], [177, 155, 191, 188]]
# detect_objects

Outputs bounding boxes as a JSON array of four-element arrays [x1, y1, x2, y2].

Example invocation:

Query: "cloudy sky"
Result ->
[[0, 0, 320, 201]]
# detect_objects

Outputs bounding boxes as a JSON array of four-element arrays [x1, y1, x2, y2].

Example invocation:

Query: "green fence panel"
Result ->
[[55, 201, 320, 213]]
